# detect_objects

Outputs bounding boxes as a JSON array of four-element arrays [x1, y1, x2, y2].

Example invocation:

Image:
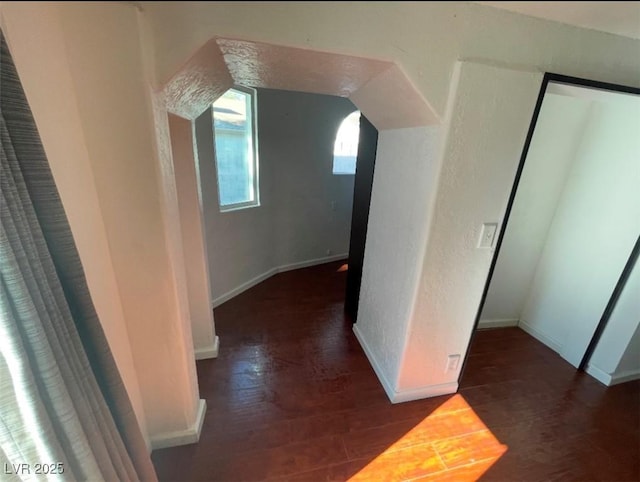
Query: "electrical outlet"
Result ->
[[446, 354, 460, 372]]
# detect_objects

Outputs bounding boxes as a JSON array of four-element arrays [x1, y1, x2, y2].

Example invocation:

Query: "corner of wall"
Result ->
[[150, 399, 207, 450]]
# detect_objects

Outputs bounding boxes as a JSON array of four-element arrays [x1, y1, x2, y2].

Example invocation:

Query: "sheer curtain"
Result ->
[[0, 31, 156, 481]]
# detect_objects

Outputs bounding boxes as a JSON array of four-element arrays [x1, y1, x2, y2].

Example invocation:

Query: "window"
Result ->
[[213, 86, 259, 211], [332, 110, 361, 175]]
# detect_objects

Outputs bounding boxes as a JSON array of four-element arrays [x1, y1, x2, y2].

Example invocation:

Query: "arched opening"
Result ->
[[157, 36, 440, 422]]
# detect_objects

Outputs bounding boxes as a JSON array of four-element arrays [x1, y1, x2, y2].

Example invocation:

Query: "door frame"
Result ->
[[345, 113, 379, 321], [458, 72, 640, 382]]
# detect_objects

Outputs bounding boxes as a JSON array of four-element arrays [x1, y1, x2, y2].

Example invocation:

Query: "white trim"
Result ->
[[277, 253, 348, 274], [195, 335, 219, 360], [212, 254, 348, 308], [391, 381, 459, 404], [518, 318, 562, 352], [212, 268, 278, 308], [587, 364, 640, 386], [610, 368, 640, 385], [585, 363, 612, 386], [353, 324, 397, 402], [352, 324, 458, 404], [150, 399, 207, 450], [477, 318, 519, 329]]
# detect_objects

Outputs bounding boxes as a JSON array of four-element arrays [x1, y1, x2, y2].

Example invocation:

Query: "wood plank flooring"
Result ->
[[152, 261, 639, 481]]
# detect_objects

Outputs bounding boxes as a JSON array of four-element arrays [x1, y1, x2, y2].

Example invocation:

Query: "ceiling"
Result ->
[[476, 2, 640, 39]]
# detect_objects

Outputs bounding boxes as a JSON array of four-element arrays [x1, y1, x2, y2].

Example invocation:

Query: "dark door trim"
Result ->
[[579, 235, 640, 370], [458, 73, 640, 383], [345, 114, 379, 321]]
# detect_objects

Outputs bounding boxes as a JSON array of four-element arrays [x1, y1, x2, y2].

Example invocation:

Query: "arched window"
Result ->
[[332, 111, 361, 175]]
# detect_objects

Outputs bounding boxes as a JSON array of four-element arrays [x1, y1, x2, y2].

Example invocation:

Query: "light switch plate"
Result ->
[[478, 223, 498, 248], [446, 354, 461, 372]]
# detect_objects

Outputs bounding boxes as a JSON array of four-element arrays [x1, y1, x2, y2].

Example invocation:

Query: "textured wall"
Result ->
[[354, 126, 441, 401], [398, 62, 542, 396], [144, 2, 640, 120]]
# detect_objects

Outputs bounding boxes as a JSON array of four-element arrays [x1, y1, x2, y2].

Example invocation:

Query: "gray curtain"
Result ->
[[0, 31, 156, 481]]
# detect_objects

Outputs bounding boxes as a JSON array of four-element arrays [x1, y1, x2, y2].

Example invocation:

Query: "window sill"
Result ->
[[219, 201, 260, 213]]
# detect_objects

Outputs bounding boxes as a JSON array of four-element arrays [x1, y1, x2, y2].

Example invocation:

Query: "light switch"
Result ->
[[478, 223, 498, 248]]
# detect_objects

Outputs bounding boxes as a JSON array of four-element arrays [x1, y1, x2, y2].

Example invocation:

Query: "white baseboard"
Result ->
[[212, 268, 277, 308], [150, 399, 207, 450], [391, 381, 459, 404], [277, 253, 348, 274], [518, 318, 562, 353], [352, 324, 397, 403], [587, 364, 640, 387], [352, 324, 458, 404], [212, 254, 348, 308], [477, 318, 519, 329], [611, 368, 640, 385], [585, 364, 612, 386], [195, 335, 219, 360]]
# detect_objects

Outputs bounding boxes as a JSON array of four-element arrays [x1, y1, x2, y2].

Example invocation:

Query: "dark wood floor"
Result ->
[[152, 261, 640, 481]]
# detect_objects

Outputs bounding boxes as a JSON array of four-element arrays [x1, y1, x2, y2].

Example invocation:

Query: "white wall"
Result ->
[[264, 89, 356, 269], [354, 126, 441, 402], [195, 105, 274, 303], [396, 63, 542, 398], [168, 115, 217, 359], [588, 258, 640, 384], [480, 94, 592, 325], [1, 2, 202, 447], [521, 100, 640, 367], [617, 322, 640, 374], [196, 89, 356, 305], [0, 2, 148, 440], [143, 3, 640, 123]]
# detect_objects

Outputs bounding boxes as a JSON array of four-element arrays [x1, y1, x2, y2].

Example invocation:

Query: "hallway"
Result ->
[[152, 261, 639, 481]]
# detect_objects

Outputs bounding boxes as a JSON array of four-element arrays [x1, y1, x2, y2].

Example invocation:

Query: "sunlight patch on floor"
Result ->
[[349, 394, 507, 481]]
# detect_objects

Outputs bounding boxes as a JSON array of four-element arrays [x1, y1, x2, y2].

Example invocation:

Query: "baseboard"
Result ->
[[477, 318, 519, 329], [585, 364, 640, 387], [391, 381, 459, 404], [212, 268, 277, 308], [610, 368, 640, 385], [150, 399, 207, 450], [585, 364, 612, 386], [518, 318, 562, 353], [195, 335, 219, 360], [277, 253, 348, 274], [212, 254, 348, 308], [352, 324, 458, 404], [352, 324, 397, 403]]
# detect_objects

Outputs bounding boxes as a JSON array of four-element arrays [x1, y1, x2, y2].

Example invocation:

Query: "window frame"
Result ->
[[212, 85, 260, 213]]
